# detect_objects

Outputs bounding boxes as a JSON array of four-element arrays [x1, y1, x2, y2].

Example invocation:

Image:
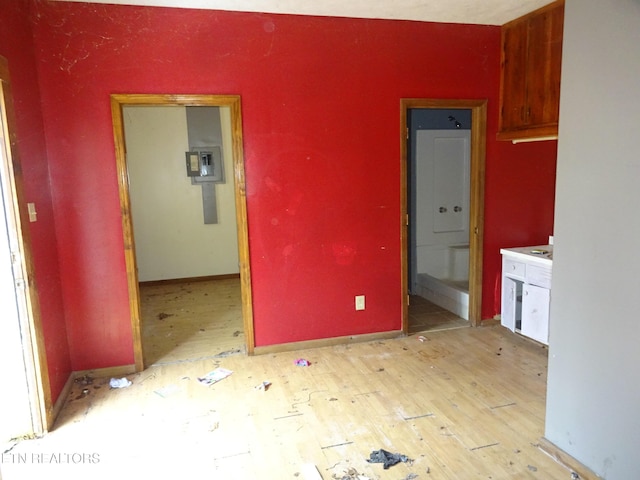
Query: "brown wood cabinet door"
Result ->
[[526, 4, 564, 127], [500, 20, 529, 131], [497, 0, 564, 140]]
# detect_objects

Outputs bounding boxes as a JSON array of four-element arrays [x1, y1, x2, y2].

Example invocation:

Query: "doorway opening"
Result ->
[[400, 99, 487, 332], [111, 94, 254, 370]]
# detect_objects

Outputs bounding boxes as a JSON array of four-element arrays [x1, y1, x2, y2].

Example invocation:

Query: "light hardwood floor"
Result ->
[[2, 322, 571, 479], [141, 279, 462, 365], [140, 278, 469, 366], [140, 277, 245, 365]]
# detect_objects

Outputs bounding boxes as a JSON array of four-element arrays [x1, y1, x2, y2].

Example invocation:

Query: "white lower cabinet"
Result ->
[[500, 246, 552, 345], [521, 283, 550, 344]]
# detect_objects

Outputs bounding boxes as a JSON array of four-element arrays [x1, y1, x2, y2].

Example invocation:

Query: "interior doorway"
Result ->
[[400, 99, 487, 332], [111, 94, 255, 370], [122, 104, 243, 365]]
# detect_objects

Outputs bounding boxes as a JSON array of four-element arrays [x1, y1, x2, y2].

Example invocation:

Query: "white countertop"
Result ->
[[500, 244, 553, 266]]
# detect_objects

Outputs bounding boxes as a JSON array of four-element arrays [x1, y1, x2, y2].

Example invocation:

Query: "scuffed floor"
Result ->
[[1, 326, 568, 480]]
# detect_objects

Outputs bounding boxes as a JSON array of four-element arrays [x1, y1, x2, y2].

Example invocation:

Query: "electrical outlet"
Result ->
[[355, 295, 365, 311]]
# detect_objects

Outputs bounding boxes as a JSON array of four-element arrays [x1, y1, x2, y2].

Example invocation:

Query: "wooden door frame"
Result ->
[[400, 98, 487, 330], [111, 94, 255, 370], [0, 56, 51, 432]]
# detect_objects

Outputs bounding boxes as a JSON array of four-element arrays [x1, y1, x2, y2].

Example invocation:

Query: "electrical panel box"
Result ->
[[185, 146, 224, 184]]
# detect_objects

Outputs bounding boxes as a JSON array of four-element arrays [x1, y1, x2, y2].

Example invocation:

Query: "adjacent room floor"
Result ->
[[140, 277, 246, 365], [408, 294, 469, 334], [1, 324, 568, 479]]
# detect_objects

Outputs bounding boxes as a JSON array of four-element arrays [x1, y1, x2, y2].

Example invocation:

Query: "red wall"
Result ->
[[28, 2, 556, 368], [485, 140, 557, 311], [0, 0, 71, 401]]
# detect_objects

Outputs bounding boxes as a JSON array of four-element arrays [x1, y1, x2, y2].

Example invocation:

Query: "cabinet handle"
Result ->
[[439, 206, 447, 213], [454, 206, 462, 212]]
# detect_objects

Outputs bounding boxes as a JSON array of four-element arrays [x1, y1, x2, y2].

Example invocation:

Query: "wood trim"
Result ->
[[139, 273, 240, 287], [50, 373, 75, 425], [111, 94, 244, 107], [468, 101, 487, 326], [110, 96, 144, 371], [73, 364, 137, 380], [253, 330, 404, 355], [0, 56, 53, 433], [400, 99, 487, 330], [229, 96, 256, 355], [399, 103, 410, 334], [110, 93, 255, 369], [538, 437, 603, 480], [496, 124, 558, 142]]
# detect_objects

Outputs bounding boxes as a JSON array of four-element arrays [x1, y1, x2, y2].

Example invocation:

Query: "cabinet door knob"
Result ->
[[454, 206, 462, 212], [439, 206, 447, 213]]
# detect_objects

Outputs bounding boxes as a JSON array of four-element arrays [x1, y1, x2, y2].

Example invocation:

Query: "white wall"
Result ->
[[125, 105, 239, 281], [545, 1, 640, 478]]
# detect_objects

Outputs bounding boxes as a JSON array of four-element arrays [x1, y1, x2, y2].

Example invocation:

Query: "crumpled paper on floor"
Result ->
[[109, 377, 132, 389], [197, 367, 233, 386]]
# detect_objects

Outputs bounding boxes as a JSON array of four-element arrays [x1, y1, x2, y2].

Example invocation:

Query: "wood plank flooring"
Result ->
[[140, 277, 245, 365], [140, 278, 464, 366], [2, 322, 571, 479]]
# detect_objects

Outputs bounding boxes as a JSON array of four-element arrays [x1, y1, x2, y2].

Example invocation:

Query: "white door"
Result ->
[[431, 134, 470, 233], [414, 130, 470, 282]]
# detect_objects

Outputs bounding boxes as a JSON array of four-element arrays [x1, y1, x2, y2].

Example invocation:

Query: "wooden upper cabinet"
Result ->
[[498, 0, 564, 141]]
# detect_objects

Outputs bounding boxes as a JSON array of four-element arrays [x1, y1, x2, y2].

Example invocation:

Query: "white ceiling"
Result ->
[[55, 0, 555, 25]]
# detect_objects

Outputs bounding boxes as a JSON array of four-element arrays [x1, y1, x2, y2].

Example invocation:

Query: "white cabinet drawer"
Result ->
[[504, 258, 526, 278], [527, 264, 552, 288]]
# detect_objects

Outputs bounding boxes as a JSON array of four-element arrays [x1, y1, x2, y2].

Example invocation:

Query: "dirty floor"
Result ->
[[1, 326, 573, 479]]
